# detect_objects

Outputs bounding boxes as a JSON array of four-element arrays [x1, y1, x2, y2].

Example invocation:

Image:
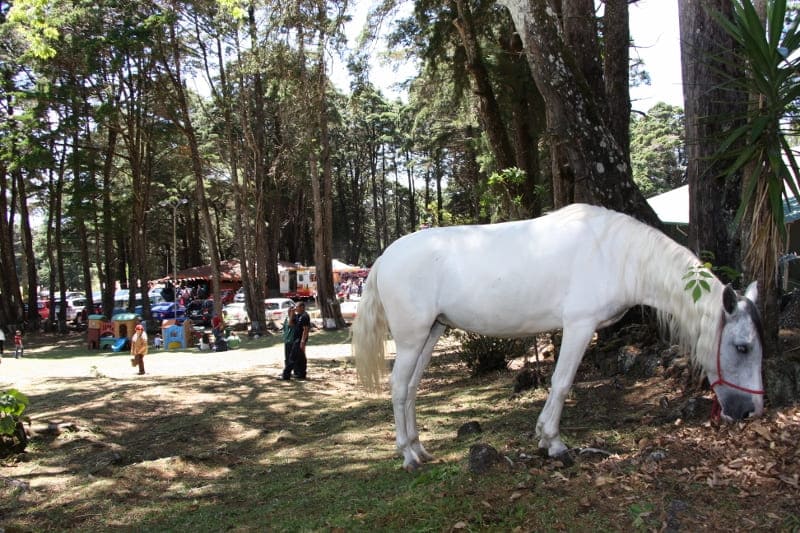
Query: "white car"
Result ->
[[54, 297, 87, 323], [264, 298, 295, 323], [222, 302, 250, 329]]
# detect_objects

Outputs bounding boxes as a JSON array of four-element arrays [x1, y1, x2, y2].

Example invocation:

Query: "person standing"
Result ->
[[280, 302, 310, 380], [13, 330, 23, 359], [282, 306, 296, 369], [130, 324, 148, 375]]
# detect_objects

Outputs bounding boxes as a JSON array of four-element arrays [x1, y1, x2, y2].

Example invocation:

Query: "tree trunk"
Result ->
[[500, 0, 660, 226], [309, 9, 345, 330], [101, 124, 118, 320], [678, 0, 746, 274], [603, 0, 631, 159], [15, 164, 39, 330], [159, 8, 222, 318], [505, 33, 546, 217], [0, 74, 25, 329], [453, 0, 516, 170], [55, 143, 68, 332], [561, 0, 604, 203]]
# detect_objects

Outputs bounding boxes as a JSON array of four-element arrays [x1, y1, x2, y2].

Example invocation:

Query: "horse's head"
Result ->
[[709, 282, 764, 421]]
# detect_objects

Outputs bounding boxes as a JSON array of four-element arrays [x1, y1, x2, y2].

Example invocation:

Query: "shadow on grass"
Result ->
[[2, 343, 784, 532]]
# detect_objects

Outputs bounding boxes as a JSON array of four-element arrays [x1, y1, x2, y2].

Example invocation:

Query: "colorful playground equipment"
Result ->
[[88, 313, 140, 351], [162, 319, 193, 350], [87, 314, 113, 349]]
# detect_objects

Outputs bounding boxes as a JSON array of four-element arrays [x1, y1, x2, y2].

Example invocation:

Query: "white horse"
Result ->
[[352, 204, 764, 471]]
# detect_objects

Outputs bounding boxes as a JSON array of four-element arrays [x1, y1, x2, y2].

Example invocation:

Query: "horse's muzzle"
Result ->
[[719, 390, 763, 421]]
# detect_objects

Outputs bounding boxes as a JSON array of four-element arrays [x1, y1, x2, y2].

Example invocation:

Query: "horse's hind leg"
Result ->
[[536, 322, 595, 457], [391, 322, 446, 471]]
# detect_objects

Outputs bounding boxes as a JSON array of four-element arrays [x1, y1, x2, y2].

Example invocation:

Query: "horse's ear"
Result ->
[[744, 281, 759, 304], [723, 284, 737, 315]]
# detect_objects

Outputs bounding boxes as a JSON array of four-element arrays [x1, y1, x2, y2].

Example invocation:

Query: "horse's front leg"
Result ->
[[536, 322, 595, 457]]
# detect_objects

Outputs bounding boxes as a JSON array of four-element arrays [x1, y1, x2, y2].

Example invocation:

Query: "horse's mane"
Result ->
[[598, 208, 722, 371]]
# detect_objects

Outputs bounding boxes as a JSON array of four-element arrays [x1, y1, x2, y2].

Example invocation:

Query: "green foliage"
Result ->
[[453, 330, 535, 375], [0, 388, 30, 456], [683, 263, 714, 303], [698, 250, 742, 285], [712, 0, 800, 237], [480, 167, 528, 222], [628, 501, 656, 530], [7, 0, 61, 59], [0, 389, 30, 436], [630, 103, 686, 197]]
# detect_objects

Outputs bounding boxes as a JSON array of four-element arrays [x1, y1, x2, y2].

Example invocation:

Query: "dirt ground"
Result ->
[[1, 327, 799, 531]]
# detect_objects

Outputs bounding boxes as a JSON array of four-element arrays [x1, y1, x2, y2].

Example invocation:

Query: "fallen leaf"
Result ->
[[751, 424, 773, 441]]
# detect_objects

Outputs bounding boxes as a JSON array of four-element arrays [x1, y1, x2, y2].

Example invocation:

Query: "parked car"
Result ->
[[186, 299, 214, 327], [53, 298, 87, 323], [222, 302, 250, 329], [264, 298, 295, 323], [151, 301, 186, 321]]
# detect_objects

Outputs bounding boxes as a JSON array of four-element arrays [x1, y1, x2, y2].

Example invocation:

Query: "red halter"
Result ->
[[708, 317, 764, 421]]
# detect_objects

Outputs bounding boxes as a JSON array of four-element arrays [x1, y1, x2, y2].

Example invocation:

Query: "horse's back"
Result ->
[[374, 204, 640, 336]]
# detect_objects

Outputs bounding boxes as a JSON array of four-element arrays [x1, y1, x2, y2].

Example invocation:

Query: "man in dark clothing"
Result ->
[[281, 301, 310, 380]]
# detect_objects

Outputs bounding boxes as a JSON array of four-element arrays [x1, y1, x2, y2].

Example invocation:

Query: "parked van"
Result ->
[[54, 298, 87, 323]]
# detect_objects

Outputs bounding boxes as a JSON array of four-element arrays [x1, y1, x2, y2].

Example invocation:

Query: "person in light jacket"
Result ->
[[130, 324, 148, 375]]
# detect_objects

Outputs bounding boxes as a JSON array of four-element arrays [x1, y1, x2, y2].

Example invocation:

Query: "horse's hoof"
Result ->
[[418, 451, 435, 463], [403, 460, 422, 472], [551, 449, 575, 467]]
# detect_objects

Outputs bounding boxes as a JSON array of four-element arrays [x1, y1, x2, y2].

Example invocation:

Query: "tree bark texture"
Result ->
[[453, 0, 516, 170], [307, 5, 345, 330], [678, 0, 746, 273], [602, 0, 631, 159], [163, 11, 222, 318], [500, 0, 660, 226]]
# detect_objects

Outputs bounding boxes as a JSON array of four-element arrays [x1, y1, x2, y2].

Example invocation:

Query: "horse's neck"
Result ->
[[633, 230, 722, 370]]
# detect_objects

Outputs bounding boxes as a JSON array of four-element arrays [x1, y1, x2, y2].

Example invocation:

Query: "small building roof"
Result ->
[[647, 184, 800, 225]]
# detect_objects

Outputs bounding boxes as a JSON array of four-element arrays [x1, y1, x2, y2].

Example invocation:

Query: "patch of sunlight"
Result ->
[[127, 456, 230, 480]]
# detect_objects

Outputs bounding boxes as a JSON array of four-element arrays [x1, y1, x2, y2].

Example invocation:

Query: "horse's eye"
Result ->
[[736, 344, 750, 354]]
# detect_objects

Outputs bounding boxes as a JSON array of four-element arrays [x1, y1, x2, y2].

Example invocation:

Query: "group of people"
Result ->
[[3, 299, 313, 379], [0, 328, 24, 361], [336, 278, 364, 300]]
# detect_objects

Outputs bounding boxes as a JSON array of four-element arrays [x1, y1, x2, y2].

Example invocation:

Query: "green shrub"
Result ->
[[454, 331, 536, 376], [0, 388, 30, 456]]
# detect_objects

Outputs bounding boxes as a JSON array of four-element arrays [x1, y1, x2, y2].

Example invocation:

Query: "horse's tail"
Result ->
[[352, 257, 388, 392]]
